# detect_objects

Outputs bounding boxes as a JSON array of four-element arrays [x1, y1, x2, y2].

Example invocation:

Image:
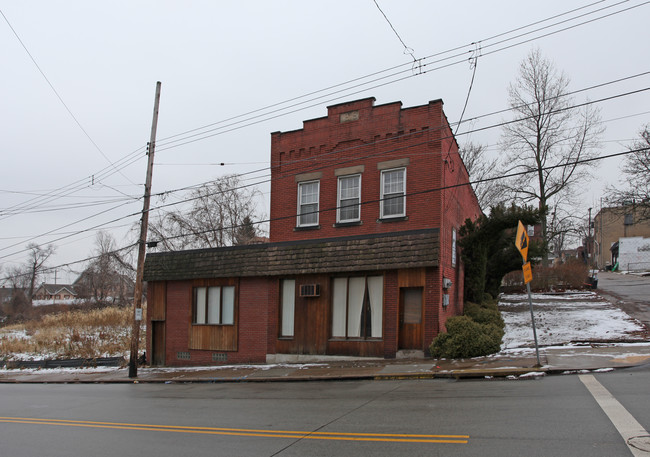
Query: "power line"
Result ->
[[149, 146, 648, 245], [1, 144, 644, 284], [372, 0, 417, 62], [3, 0, 642, 223], [2, 74, 646, 261], [150, 0, 646, 153], [0, 8, 138, 187]]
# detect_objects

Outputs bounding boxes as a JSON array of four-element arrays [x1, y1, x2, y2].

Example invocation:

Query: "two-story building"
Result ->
[[594, 205, 650, 269], [143, 97, 482, 366]]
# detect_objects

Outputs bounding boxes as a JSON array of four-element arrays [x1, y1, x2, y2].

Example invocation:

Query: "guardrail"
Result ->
[[1, 357, 124, 370]]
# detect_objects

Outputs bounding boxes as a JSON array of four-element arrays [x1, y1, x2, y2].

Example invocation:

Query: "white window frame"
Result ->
[[380, 167, 406, 218], [280, 279, 295, 337], [297, 180, 320, 227], [337, 174, 361, 223]]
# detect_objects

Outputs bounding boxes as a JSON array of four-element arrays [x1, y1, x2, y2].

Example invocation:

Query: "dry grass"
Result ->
[[0, 306, 146, 362]]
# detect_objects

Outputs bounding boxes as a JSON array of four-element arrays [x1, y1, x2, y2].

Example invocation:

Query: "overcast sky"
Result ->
[[1, 0, 648, 283]]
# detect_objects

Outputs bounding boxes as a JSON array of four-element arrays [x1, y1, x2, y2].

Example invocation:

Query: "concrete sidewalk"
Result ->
[[2, 343, 649, 384]]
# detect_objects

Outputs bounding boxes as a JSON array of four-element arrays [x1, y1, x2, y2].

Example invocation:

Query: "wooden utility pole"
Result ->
[[129, 81, 161, 378]]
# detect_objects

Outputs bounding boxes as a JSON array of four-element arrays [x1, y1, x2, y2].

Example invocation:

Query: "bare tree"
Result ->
[[76, 231, 135, 305], [606, 124, 650, 222], [24, 243, 56, 304], [459, 141, 506, 210], [500, 48, 603, 266], [149, 174, 264, 251]]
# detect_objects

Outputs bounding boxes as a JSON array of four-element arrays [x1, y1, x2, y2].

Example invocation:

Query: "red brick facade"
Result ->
[[145, 97, 481, 366]]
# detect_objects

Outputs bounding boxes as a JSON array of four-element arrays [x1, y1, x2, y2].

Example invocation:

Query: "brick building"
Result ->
[[143, 97, 482, 366], [594, 205, 650, 269]]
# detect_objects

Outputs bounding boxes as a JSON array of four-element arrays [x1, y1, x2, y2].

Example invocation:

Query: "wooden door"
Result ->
[[293, 295, 328, 354], [151, 321, 165, 366], [399, 287, 423, 349]]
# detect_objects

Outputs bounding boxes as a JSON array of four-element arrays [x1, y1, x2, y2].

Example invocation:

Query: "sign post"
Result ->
[[516, 221, 541, 367]]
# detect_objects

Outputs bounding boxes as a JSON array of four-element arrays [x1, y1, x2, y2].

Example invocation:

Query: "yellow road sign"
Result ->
[[522, 261, 533, 284], [515, 221, 529, 262]]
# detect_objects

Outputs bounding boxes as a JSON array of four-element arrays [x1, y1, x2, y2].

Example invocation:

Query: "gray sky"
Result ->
[[1, 0, 648, 283]]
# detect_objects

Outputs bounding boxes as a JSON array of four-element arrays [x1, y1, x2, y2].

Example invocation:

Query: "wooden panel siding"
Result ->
[[397, 268, 426, 288], [276, 275, 330, 355], [189, 324, 238, 351], [149, 281, 166, 321]]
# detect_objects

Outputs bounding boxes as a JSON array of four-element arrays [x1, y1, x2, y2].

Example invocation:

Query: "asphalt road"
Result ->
[[598, 271, 650, 329], [1, 367, 649, 456]]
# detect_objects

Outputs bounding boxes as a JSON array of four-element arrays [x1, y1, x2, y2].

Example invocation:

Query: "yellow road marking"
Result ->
[[0, 416, 468, 444]]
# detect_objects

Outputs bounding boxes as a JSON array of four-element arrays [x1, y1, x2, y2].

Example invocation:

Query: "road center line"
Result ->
[[579, 374, 649, 456], [0, 416, 468, 444]]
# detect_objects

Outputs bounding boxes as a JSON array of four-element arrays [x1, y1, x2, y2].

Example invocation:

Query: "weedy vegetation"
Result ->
[[0, 306, 145, 362]]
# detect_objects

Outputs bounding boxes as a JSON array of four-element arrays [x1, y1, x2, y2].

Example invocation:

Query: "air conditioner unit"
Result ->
[[299, 284, 321, 297], [442, 277, 453, 289]]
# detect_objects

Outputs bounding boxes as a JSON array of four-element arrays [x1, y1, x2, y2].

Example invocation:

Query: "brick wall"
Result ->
[[158, 278, 270, 366], [269, 98, 450, 242]]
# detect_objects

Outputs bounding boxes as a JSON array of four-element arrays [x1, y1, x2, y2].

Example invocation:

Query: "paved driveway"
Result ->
[[597, 271, 650, 329]]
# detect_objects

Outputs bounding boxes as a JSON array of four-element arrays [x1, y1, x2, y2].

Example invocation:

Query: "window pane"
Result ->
[[383, 194, 404, 216], [452, 229, 457, 267], [347, 277, 365, 337], [339, 198, 360, 221], [332, 278, 348, 337], [367, 276, 383, 338], [222, 286, 235, 324], [403, 288, 422, 324], [207, 287, 221, 324], [195, 287, 206, 324], [383, 169, 404, 194], [299, 203, 318, 225], [300, 182, 319, 203], [339, 176, 359, 199], [281, 280, 295, 337]]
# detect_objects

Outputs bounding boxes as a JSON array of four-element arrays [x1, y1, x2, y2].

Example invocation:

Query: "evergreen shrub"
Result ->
[[429, 300, 504, 359]]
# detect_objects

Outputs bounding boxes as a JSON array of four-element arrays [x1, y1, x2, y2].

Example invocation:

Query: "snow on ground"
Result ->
[[499, 291, 647, 349]]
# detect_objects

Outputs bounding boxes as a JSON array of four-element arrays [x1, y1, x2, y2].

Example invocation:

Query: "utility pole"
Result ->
[[129, 81, 161, 379]]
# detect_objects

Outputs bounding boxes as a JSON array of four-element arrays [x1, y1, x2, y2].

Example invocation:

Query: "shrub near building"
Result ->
[[429, 299, 505, 358]]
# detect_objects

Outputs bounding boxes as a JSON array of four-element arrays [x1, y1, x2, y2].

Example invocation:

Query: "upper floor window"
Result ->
[[297, 180, 319, 227], [337, 174, 361, 223], [193, 286, 235, 325], [380, 168, 405, 218]]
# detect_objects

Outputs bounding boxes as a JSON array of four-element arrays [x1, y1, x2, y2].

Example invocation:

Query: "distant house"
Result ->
[[594, 205, 650, 269], [73, 268, 135, 305], [33, 283, 77, 301], [143, 97, 482, 366]]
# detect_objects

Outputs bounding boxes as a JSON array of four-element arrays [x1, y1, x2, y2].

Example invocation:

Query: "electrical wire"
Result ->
[[2, 73, 647, 262], [0, 8, 138, 187], [151, 0, 646, 153], [1, 144, 645, 284], [3, 0, 642, 222]]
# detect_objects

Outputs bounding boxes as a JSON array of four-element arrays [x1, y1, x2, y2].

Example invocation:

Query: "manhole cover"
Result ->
[[628, 435, 650, 452]]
